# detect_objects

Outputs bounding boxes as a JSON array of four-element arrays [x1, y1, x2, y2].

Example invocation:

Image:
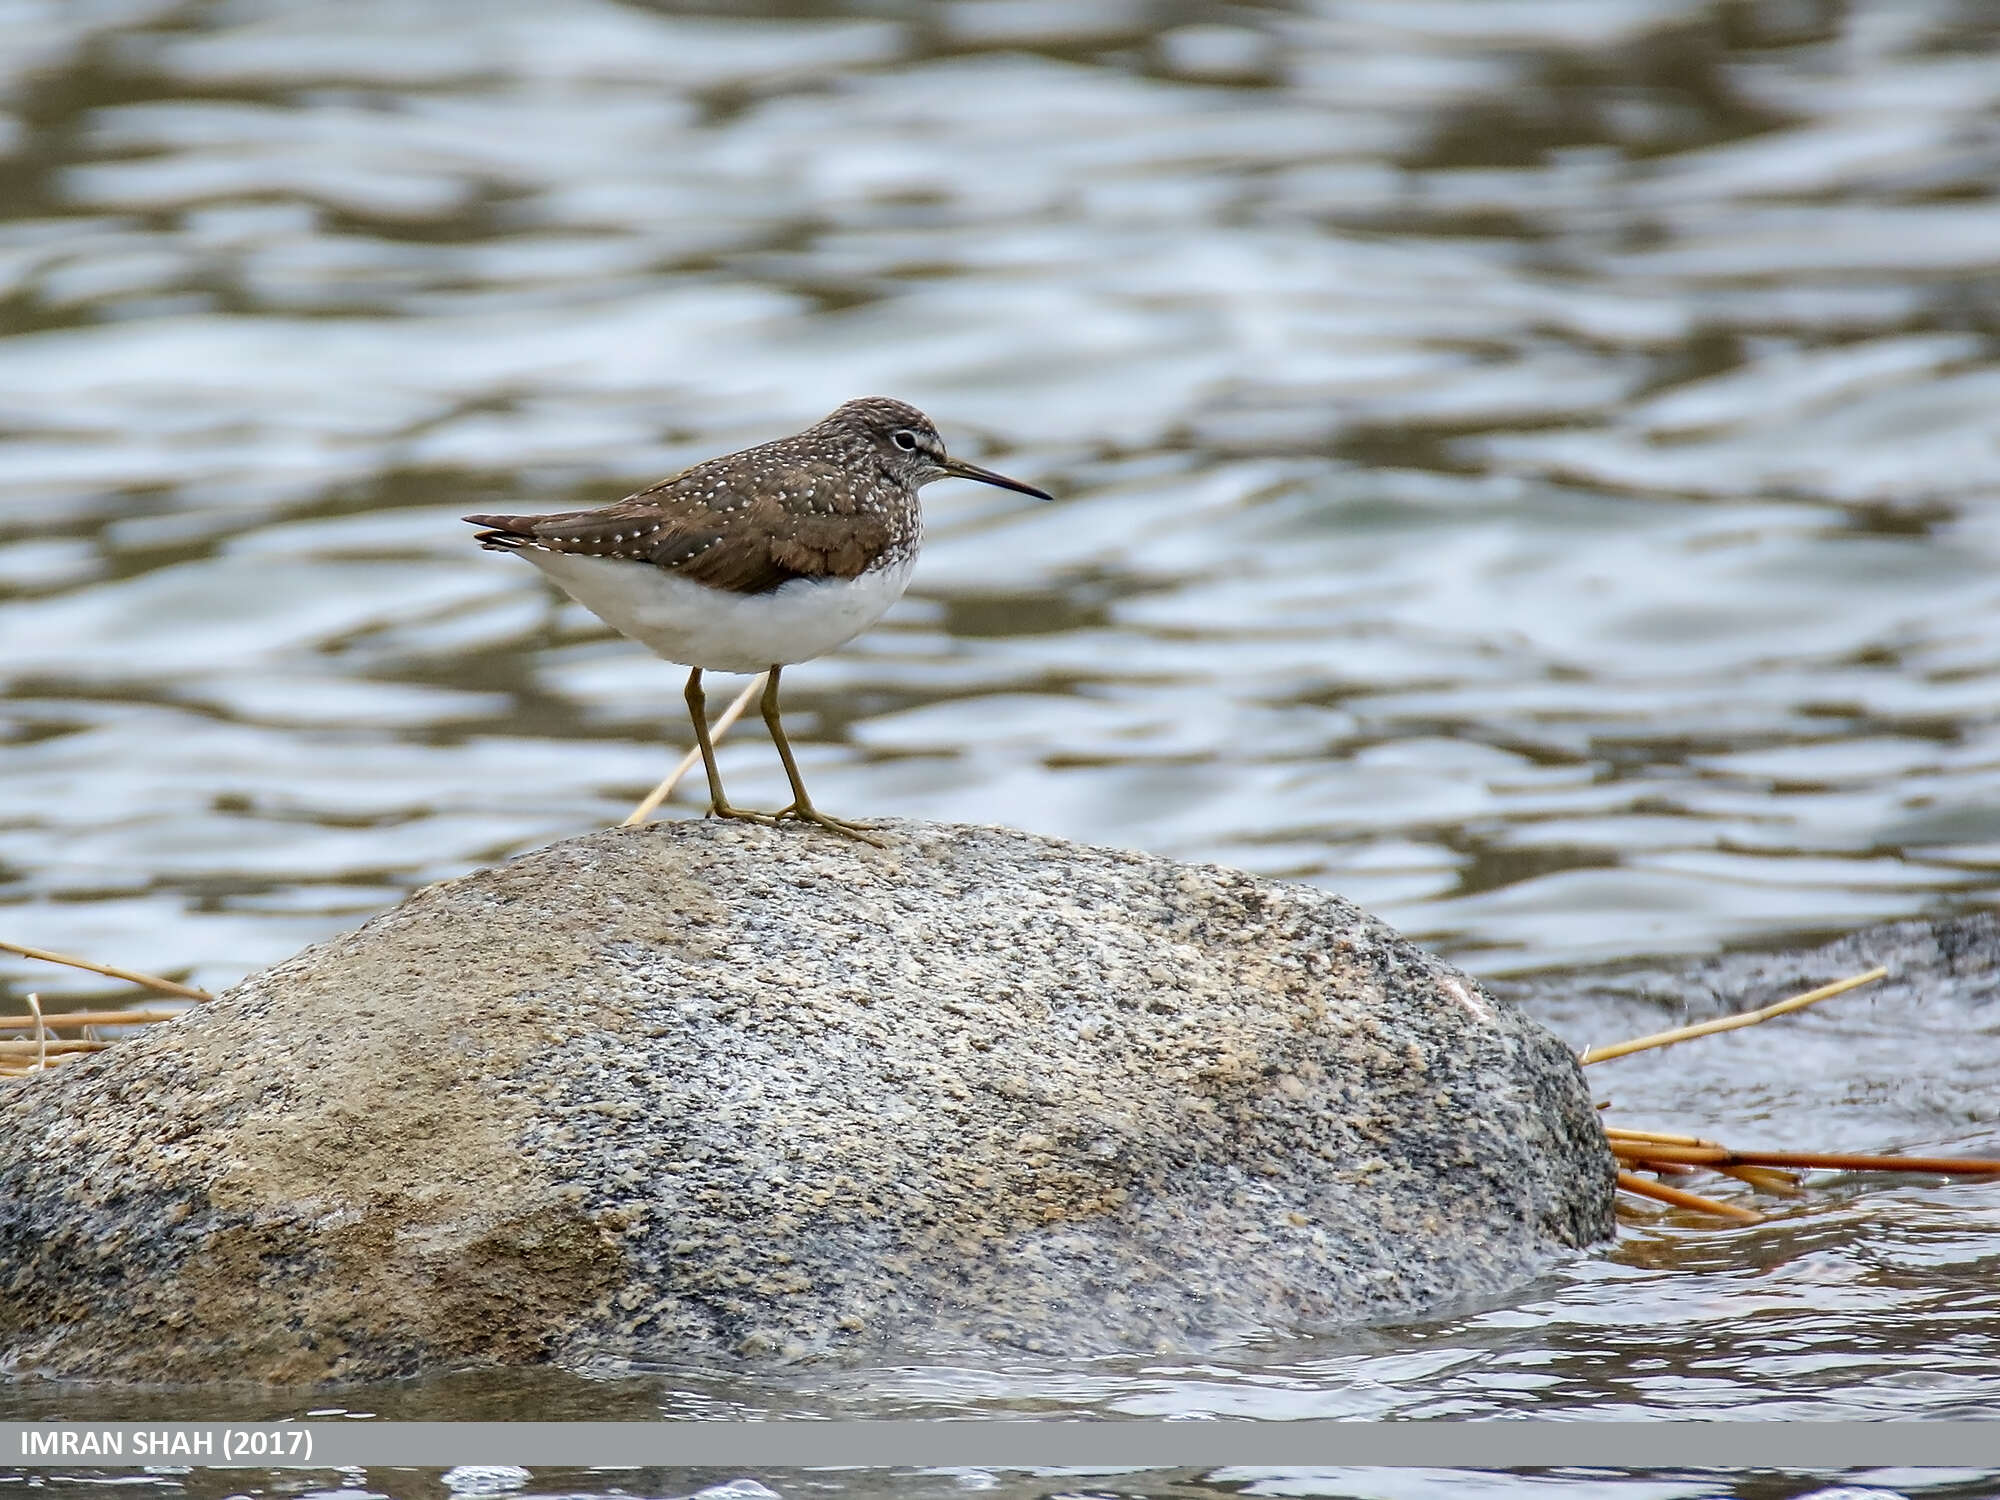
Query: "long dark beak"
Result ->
[[941, 455, 1053, 501]]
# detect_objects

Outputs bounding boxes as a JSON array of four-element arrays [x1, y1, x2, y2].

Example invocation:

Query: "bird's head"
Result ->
[[821, 397, 1051, 501]]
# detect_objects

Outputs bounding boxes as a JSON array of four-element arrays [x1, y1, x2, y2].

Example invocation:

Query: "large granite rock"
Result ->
[[0, 820, 1612, 1383]]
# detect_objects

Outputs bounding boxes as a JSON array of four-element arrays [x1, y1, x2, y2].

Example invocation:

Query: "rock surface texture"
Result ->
[[0, 820, 1613, 1383]]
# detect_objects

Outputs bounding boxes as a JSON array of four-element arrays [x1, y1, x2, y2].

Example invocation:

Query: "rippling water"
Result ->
[[4, 0, 2000, 1477]]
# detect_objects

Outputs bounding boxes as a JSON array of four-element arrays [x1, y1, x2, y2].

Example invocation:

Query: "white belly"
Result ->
[[522, 549, 916, 674]]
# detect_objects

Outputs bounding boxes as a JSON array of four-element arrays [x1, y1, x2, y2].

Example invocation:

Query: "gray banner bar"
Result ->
[[5, 1421, 1999, 1469]]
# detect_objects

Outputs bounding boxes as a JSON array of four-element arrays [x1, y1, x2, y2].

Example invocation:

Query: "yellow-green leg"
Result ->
[[761, 665, 884, 846], [685, 667, 778, 825]]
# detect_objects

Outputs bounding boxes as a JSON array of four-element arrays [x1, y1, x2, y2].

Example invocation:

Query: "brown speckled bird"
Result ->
[[466, 397, 1051, 844]]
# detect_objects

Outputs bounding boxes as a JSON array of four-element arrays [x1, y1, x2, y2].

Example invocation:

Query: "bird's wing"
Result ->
[[464, 457, 894, 596]]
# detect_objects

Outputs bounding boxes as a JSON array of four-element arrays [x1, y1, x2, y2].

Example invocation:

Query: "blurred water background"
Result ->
[[4, 0, 2000, 1480]]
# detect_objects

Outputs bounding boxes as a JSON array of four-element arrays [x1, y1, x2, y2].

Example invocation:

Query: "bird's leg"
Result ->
[[685, 666, 777, 825], [761, 665, 885, 847]]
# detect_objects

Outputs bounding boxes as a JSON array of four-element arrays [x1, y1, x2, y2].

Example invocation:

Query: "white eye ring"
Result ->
[[891, 429, 919, 452]]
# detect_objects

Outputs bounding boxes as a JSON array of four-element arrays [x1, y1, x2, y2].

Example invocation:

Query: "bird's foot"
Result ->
[[707, 801, 782, 827], [774, 802, 887, 848]]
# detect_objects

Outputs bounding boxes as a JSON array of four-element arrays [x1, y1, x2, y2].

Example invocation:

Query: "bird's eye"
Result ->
[[891, 429, 919, 452]]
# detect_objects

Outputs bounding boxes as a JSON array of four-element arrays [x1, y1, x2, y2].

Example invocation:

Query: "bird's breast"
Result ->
[[522, 549, 918, 674]]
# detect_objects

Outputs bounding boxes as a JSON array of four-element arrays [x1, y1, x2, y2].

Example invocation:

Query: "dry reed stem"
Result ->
[[622, 672, 768, 827], [0, 1007, 183, 1031], [1604, 1127, 1722, 1148], [1608, 1128, 1804, 1190], [1615, 1170, 1763, 1223], [0, 1050, 88, 1075], [1611, 1141, 2000, 1175], [0, 938, 213, 1001], [1580, 965, 1887, 1065], [1718, 1165, 1803, 1196], [0, 1037, 110, 1056], [26, 991, 45, 1072]]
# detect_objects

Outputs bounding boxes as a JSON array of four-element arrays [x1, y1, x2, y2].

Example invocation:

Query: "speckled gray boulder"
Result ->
[[0, 820, 1612, 1382]]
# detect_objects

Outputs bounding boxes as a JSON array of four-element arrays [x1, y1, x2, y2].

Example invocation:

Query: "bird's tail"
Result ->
[[463, 514, 536, 552]]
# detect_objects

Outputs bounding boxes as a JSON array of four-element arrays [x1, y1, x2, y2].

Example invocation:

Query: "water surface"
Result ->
[[3, 0, 1999, 1477]]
